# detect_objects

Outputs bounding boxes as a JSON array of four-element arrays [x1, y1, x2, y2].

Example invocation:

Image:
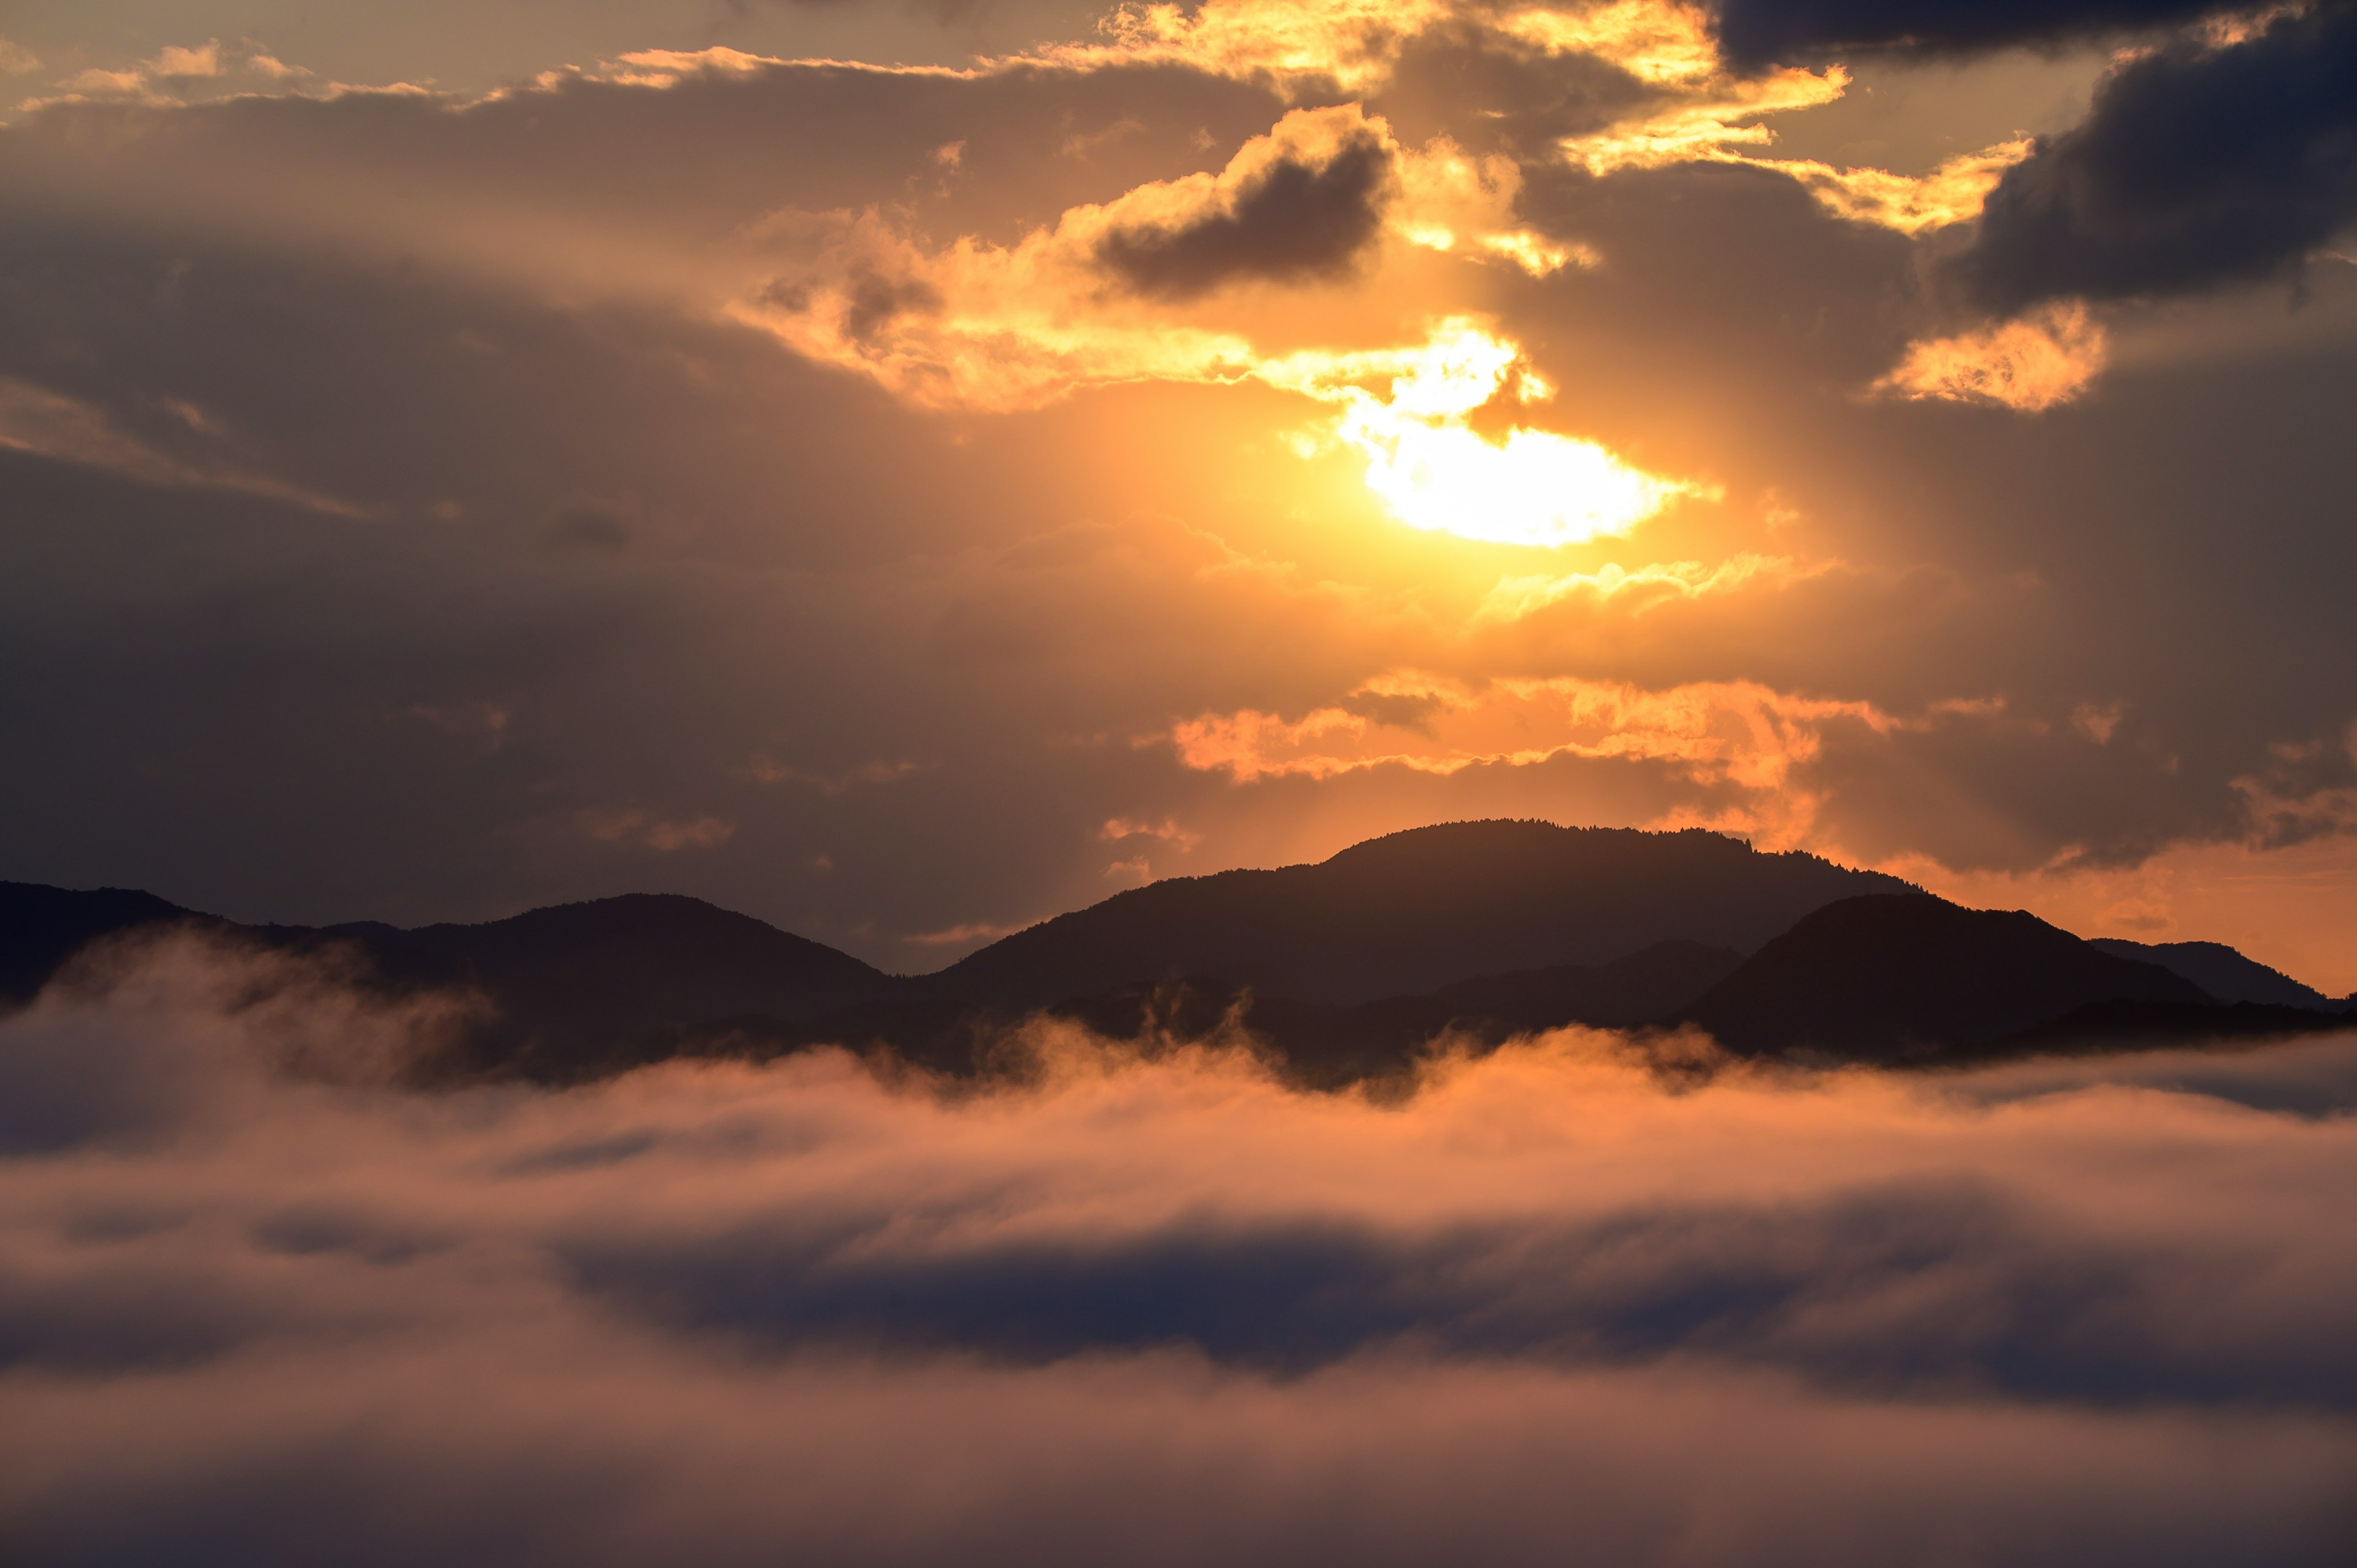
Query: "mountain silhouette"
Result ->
[[1682, 894, 2215, 1059], [0, 882, 195, 1006], [926, 821, 1915, 1009], [2086, 938, 2349, 1011], [282, 895, 894, 1076], [6, 828, 2349, 1084], [0, 881, 893, 1079]]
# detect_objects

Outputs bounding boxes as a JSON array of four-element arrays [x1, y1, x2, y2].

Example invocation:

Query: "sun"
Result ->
[[1350, 417, 1704, 547], [1277, 321, 1713, 547]]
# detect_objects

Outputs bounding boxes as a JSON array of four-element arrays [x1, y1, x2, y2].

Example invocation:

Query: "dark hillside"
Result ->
[[1686, 894, 2212, 1059], [928, 821, 1915, 1009], [2087, 938, 2346, 1011]]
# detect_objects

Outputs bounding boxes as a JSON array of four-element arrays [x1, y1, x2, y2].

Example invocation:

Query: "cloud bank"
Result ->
[[2, 935, 2354, 1563]]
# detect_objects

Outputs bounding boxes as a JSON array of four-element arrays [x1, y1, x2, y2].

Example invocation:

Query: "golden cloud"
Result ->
[[1875, 303, 2108, 412], [1473, 553, 1817, 623], [1167, 669, 1908, 845], [737, 106, 1714, 546]]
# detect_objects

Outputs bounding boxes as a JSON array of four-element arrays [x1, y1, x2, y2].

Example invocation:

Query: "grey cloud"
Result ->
[[1711, 0, 2239, 67], [1096, 133, 1395, 299], [1370, 25, 1662, 159], [1948, 6, 2357, 311]]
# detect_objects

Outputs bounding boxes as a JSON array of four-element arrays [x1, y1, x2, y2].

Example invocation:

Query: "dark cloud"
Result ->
[[3, 944, 2357, 1563], [840, 268, 945, 342], [1096, 134, 1395, 299], [1947, 7, 2357, 311], [1712, 0, 2234, 67], [1372, 24, 1660, 158]]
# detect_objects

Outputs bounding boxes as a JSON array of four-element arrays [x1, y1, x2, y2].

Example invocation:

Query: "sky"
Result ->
[[2, 0, 2355, 988]]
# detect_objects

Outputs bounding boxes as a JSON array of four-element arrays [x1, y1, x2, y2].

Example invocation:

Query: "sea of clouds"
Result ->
[[4, 932, 2355, 1565]]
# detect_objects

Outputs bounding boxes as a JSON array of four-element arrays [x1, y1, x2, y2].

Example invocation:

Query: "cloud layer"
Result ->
[[3, 937, 2355, 1562]]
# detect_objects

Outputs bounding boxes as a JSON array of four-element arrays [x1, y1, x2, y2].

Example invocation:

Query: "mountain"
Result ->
[[284, 895, 895, 1076], [0, 881, 894, 1080], [2086, 938, 2350, 1011], [0, 883, 201, 1005], [1682, 894, 2215, 1059], [926, 821, 1917, 1010], [7, 832, 2348, 1086]]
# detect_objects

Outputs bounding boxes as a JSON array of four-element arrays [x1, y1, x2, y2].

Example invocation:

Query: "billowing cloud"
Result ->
[[1950, 6, 2357, 311], [2, 939, 2355, 1562]]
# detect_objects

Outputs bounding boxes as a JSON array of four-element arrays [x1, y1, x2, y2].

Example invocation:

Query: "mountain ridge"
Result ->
[[4, 823, 2348, 1082], [926, 820, 1919, 1008]]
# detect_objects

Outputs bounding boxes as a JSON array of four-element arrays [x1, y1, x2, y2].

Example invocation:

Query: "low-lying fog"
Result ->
[[5, 933, 2355, 1566]]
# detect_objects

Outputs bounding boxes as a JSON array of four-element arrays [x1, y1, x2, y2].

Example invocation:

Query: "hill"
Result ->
[[8, 833, 2347, 1085], [926, 821, 1916, 1009], [0, 883, 203, 1005], [1682, 894, 2214, 1059], [2086, 938, 2349, 1011], [0, 882, 894, 1079]]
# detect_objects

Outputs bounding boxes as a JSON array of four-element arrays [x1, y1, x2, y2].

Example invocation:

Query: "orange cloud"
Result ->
[[1167, 670, 1911, 846], [1875, 303, 2108, 411], [1473, 553, 1816, 623], [737, 101, 1711, 544]]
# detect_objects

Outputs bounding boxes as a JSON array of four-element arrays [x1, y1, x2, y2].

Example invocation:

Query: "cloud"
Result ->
[[0, 377, 358, 512], [148, 42, 224, 80], [0, 9, 2353, 948], [1166, 668, 1910, 849], [903, 918, 1034, 945], [1874, 302, 2109, 411], [1949, 7, 2357, 311], [1, 939, 2355, 1562], [1096, 121, 1396, 298], [575, 810, 739, 851], [1711, 0, 2238, 66], [1473, 552, 1817, 622], [1023, 0, 2005, 242]]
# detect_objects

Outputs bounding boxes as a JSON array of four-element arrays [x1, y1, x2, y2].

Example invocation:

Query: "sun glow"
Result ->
[[1279, 323, 1712, 547]]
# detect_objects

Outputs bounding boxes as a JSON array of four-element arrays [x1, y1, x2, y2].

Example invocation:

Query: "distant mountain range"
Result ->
[[4, 821, 2349, 1084]]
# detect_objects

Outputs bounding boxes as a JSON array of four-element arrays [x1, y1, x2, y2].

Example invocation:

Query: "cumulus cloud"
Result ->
[[2, 939, 2355, 1563], [1950, 7, 2357, 311]]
